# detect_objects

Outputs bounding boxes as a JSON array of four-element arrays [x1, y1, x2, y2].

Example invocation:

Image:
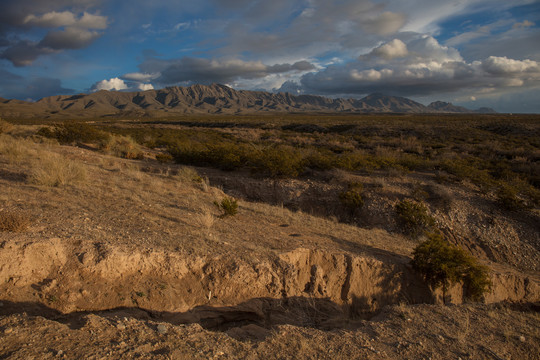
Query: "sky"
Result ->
[[0, 0, 539, 113]]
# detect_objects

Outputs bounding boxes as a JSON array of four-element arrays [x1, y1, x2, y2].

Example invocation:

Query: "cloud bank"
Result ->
[[0, 1, 107, 66]]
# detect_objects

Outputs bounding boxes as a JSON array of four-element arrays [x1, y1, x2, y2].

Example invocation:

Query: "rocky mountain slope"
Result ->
[[0, 84, 495, 118]]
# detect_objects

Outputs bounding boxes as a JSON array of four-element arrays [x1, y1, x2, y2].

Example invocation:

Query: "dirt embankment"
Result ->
[[1, 238, 538, 330]]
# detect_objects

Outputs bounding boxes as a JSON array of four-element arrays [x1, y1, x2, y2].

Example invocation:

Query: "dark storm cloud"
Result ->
[[0, 68, 73, 100], [0, 0, 107, 66], [139, 57, 315, 85]]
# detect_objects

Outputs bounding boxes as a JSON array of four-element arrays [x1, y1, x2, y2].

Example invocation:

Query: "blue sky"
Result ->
[[0, 0, 539, 112]]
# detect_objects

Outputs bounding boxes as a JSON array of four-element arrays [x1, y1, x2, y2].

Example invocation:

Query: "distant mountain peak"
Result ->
[[0, 84, 496, 118]]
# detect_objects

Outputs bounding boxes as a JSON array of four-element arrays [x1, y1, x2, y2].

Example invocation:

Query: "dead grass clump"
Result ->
[[29, 153, 88, 187], [99, 135, 144, 159], [0, 209, 31, 232], [195, 207, 215, 235], [175, 166, 204, 183], [0, 134, 34, 162], [0, 119, 14, 134]]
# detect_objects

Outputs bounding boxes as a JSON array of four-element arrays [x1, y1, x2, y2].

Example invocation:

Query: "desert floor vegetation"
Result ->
[[0, 115, 539, 359]]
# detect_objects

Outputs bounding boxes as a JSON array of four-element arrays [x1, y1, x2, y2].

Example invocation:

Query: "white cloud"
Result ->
[[137, 83, 154, 91], [298, 36, 540, 99], [77, 12, 108, 30], [481, 56, 539, 75], [23, 11, 77, 28], [371, 39, 408, 59], [91, 77, 128, 91]]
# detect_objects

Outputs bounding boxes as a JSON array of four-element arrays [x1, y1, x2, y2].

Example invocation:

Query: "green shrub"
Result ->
[[155, 153, 173, 163], [395, 199, 435, 237], [496, 184, 526, 210], [339, 182, 364, 211], [38, 123, 109, 145], [411, 232, 491, 302], [214, 197, 239, 217], [252, 145, 305, 177]]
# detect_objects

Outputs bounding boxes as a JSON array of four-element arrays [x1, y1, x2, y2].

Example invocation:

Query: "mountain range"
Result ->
[[0, 83, 495, 118]]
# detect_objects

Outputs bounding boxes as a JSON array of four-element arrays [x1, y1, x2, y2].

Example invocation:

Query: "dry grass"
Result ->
[[0, 134, 35, 163], [0, 209, 31, 232], [0, 119, 14, 134], [99, 135, 144, 159], [195, 207, 216, 235], [175, 166, 203, 183], [28, 153, 88, 187]]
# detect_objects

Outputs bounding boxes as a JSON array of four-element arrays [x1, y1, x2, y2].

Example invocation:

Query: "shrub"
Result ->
[[339, 182, 364, 211], [425, 184, 453, 210], [155, 153, 173, 163], [99, 135, 144, 159], [395, 199, 436, 237], [38, 123, 109, 145], [411, 232, 491, 302], [0, 210, 31, 232], [214, 197, 239, 217], [252, 145, 305, 178], [496, 184, 526, 210]]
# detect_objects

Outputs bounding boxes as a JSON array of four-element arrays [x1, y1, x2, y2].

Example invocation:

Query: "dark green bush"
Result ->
[[38, 123, 110, 145], [214, 197, 239, 217], [155, 153, 173, 163], [411, 232, 491, 302], [252, 145, 305, 178], [496, 184, 526, 210], [395, 199, 435, 237], [339, 182, 364, 211]]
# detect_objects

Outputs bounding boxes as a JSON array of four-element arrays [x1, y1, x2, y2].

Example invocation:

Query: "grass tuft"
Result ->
[[29, 153, 88, 187]]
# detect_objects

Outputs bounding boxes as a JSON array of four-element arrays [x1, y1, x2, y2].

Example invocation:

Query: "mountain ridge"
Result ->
[[0, 83, 496, 118]]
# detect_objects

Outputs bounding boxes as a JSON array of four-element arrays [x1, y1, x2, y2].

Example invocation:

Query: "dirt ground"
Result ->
[[1, 130, 539, 359]]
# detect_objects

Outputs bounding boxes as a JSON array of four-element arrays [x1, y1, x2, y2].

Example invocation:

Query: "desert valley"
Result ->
[[0, 85, 539, 359]]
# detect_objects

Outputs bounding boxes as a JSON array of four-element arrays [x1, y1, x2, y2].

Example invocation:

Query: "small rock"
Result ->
[[116, 323, 126, 330], [4, 327, 13, 334], [157, 324, 168, 334], [56, 350, 64, 356], [437, 335, 445, 342], [519, 335, 526, 342]]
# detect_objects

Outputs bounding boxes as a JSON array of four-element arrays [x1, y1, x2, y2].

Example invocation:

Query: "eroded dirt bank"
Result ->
[[1, 238, 538, 329]]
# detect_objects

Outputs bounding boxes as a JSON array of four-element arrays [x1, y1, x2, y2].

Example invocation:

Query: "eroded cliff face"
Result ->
[[1, 238, 538, 326]]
